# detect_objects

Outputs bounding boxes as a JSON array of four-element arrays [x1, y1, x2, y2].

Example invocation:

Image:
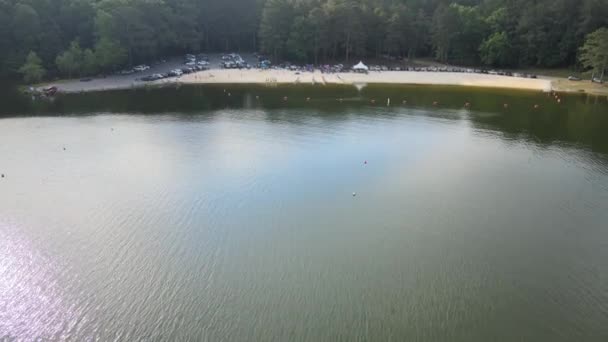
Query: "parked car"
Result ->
[[168, 69, 183, 77], [141, 73, 164, 81], [43, 86, 58, 96], [133, 65, 150, 72], [222, 61, 236, 69], [185, 61, 196, 67], [568, 76, 581, 81]]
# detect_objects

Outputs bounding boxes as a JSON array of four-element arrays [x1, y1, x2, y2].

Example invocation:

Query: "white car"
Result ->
[[133, 65, 150, 72]]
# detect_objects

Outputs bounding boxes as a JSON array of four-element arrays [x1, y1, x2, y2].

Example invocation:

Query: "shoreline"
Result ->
[[37, 68, 608, 95], [176, 70, 552, 92]]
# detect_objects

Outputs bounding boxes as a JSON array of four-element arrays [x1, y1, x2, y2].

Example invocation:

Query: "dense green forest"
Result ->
[[1, 0, 607, 81]]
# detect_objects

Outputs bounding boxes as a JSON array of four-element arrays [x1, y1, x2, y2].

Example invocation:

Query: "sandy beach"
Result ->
[[41, 60, 563, 94], [177, 69, 553, 92]]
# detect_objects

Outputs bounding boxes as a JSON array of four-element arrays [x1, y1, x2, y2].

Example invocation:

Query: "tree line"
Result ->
[[1, 0, 607, 83], [1, 0, 260, 81]]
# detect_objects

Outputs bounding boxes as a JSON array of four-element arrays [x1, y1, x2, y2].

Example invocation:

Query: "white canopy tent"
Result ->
[[352, 61, 369, 71]]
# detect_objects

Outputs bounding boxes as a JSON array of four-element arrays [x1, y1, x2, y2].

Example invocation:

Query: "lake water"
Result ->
[[1, 85, 608, 341]]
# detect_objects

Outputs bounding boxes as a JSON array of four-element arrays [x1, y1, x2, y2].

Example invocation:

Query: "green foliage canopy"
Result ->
[[19, 51, 46, 83], [579, 28, 608, 80], [0, 0, 606, 82]]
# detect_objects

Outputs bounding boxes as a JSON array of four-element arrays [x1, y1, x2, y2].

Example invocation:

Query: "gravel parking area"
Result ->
[[42, 54, 259, 93]]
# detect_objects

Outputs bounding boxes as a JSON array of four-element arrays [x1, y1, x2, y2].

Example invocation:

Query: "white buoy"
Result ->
[[387, 98, 390, 106], [352, 192, 356, 197]]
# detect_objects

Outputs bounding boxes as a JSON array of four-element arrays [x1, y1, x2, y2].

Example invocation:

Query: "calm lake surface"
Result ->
[[1, 85, 608, 341]]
